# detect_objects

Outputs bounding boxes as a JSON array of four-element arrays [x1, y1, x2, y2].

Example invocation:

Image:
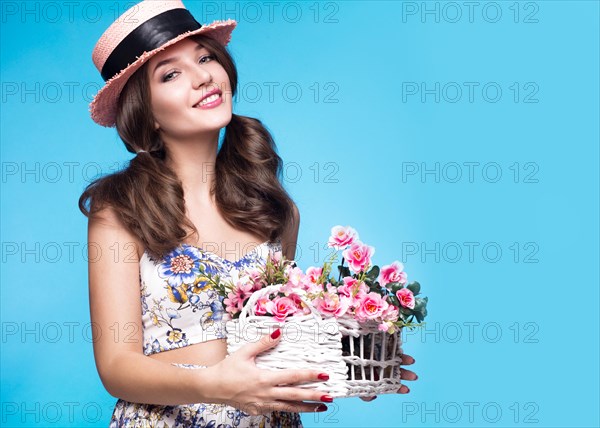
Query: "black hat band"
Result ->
[[101, 8, 202, 82]]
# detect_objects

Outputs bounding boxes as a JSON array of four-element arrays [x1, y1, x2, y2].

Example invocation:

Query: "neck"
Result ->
[[163, 130, 220, 203]]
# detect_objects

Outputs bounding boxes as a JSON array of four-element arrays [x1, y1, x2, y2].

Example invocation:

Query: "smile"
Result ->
[[194, 89, 224, 109]]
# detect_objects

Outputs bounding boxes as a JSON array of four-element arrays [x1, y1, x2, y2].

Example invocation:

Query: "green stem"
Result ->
[[317, 248, 339, 285]]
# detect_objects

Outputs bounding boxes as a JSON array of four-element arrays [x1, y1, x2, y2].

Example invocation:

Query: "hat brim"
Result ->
[[89, 19, 236, 127]]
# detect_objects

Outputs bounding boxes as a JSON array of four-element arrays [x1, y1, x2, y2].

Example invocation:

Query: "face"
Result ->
[[147, 38, 232, 141]]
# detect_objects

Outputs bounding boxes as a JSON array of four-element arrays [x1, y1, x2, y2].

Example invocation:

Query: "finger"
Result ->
[[268, 368, 331, 386], [397, 385, 410, 394], [400, 368, 418, 381], [266, 386, 333, 403], [400, 354, 415, 365], [240, 400, 328, 415], [274, 400, 329, 414], [234, 328, 282, 359], [280, 400, 327, 413], [360, 396, 377, 402]]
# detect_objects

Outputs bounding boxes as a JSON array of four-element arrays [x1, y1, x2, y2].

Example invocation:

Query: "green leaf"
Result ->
[[400, 307, 413, 316], [337, 265, 351, 278], [366, 265, 380, 280], [407, 281, 421, 295], [388, 295, 400, 307], [388, 282, 401, 293], [413, 298, 425, 311]]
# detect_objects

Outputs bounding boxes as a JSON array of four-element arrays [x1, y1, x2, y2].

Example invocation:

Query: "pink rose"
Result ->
[[328, 225, 359, 250], [254, 296, 270, 316], [314, 292, 351, 318], [381, 303, 399, 322], [266, 296, 298, 322], [337, 277, 369, 307], [302, 266, 324, 294], [355, 292, 387, 322], [236, 277, 255, 300], [337, 277, 357, 296], [396, 288, 415, 309], [342, 241, 375, 273], [245, 268, 266, 291], [285, 266, 305, 288], [224, 291, 243, 315], [378, 261, 407, 286], [288, 292, 311, 315]]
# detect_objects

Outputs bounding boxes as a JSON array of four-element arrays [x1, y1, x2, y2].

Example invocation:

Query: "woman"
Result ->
[[79, 1, 417, 426]]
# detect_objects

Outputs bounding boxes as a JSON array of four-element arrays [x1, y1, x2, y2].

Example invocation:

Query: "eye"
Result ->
[[162, 71, 178, 82], [199, 54, 215, 64], [160, 55, 216, 82]]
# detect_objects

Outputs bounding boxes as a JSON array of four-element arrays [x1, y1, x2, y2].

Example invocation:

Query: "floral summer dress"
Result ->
[[108, 239, 303, 428]]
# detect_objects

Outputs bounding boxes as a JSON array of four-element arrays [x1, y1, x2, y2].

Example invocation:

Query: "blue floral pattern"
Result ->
[[109, 363, 303, 427], [140, 240, 280, 355], [109, 239, 302, 427]]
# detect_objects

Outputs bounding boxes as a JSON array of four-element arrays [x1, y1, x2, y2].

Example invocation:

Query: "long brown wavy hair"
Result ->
[[79, 34, 296, 261]]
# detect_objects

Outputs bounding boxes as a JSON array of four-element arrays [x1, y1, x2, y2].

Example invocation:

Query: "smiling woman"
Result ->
[[146, 39, 232, 141], [77, 0, 329, 427]]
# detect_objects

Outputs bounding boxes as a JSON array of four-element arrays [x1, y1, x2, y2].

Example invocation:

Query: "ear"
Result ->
[[154, 121, 160, 130]]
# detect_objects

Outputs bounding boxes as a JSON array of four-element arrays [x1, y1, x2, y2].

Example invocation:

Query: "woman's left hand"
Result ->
[[359, 349, 418, 402]]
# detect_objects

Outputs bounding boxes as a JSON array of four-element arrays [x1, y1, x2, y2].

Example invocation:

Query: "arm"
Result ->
[[280, 202, 300, 260], [87, 206, 211, 405], [87, 205, 327, 413]]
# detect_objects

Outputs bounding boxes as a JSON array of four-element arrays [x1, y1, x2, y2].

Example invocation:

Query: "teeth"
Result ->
[[198, 93, 220, 106]]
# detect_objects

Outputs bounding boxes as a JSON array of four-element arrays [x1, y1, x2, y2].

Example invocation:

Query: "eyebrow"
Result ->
[[152, 44, 207, 76]]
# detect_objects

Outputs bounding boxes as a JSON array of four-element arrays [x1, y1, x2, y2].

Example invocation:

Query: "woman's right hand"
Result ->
[[205, 328, 332, 415]]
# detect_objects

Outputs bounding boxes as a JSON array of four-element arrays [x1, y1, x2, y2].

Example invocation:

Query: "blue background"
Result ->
[[1, 1, 598, 427]]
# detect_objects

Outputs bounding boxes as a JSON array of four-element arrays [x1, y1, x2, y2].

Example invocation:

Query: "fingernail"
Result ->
[[315, 404, 328, 412], [318, 373, 329, 381], [414, 374, 418, 380], [398, 386, 410, 394], [320, 395, 333, 403], [270, 329, 281, 339]]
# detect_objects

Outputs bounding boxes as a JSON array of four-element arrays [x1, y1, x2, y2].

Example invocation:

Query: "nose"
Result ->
[[192, 65, 212, 89]]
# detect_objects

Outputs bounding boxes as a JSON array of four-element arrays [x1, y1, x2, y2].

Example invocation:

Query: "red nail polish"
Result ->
[[318, 373, 329, 381], [270, 329, 281, 339], [315, 404, 328, 412], [320, 395, 333, 403]]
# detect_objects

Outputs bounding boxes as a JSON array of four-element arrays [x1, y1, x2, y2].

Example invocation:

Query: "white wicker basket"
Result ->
[[225, 284, 350, 396], [336, 315, 404, 397]]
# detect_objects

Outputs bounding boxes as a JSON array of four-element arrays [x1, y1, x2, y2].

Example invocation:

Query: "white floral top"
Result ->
[[139, 239, 281, 356]]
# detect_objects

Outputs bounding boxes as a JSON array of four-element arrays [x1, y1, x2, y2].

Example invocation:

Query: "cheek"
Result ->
[[151, 87, 187, 123], [151, 92, 175, 121]]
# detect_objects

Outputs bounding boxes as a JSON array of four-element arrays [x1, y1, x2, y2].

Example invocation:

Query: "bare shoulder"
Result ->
[[88, 205, 144, 262]]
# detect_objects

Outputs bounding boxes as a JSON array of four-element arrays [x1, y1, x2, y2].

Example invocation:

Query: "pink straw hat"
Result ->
[[89, 0, 236, 127]]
